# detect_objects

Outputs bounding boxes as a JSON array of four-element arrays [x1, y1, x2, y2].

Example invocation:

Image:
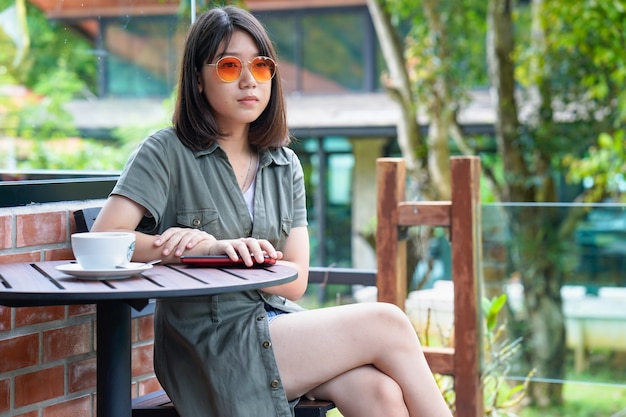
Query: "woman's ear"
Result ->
[[196, 71, 203, 93]]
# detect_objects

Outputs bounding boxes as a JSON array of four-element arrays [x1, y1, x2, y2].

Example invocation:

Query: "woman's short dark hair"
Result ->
[[173, 6, 290, 151]]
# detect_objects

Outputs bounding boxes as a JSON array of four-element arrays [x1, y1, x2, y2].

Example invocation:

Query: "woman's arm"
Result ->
[[260, 225, 310, 301], [91, 195, 216, 264]]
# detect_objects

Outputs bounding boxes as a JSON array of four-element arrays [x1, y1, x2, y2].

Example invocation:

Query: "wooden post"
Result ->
[[450, 156, 484, 417], [375, 156, 483, 417], [376, 157, 407, 309]]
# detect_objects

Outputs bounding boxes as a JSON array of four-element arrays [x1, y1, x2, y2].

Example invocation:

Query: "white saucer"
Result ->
[[55, 262, 153, 280]]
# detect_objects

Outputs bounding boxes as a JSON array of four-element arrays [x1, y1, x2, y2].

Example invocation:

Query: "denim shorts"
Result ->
[[264, 304, 287, 323]]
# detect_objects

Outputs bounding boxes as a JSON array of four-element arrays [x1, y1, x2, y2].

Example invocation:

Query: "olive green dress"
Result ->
[[111, 127, 307, 417]]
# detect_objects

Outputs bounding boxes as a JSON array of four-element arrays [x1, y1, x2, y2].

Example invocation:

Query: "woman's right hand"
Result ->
[[154, 227, 217, 258]]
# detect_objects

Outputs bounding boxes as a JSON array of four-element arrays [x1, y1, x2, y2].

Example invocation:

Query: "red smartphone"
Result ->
[[179, 255, 277, 268]]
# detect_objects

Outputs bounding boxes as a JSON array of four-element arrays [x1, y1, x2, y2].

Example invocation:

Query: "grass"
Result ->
[[517, 352, 626, 417], [518, 381, 626, 417]]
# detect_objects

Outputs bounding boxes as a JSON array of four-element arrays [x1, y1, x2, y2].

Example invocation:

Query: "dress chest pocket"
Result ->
[[177, 209, 219, 230]]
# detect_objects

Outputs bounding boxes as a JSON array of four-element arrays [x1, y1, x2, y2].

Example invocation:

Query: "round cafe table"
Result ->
[[0, 260, 297, 417]]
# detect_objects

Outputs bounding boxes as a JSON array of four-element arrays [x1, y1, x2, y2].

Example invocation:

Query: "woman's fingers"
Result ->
[[154, 228, 215, 257], [208, 238, 279, 266], [154, 232, 279, 264]]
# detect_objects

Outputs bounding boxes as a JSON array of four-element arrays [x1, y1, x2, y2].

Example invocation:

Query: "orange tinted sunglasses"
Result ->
[[205, 56, 277, 83]]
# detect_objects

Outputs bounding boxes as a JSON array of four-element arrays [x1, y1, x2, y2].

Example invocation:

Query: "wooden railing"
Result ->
[[376, 156, 484, 417]]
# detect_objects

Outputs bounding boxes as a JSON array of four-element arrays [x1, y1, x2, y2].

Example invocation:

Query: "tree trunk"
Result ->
[[366, 0, 421, 177], [487, 0, 528, 203], [421, 0, 452, 200], [514, 205, 566, 407], [487, 0, 565, 406]]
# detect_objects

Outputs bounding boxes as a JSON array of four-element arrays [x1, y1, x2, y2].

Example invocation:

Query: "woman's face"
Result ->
[[198, 30, 272, 134]]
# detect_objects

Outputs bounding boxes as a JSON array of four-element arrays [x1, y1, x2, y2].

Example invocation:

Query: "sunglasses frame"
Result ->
[[205, 56, 277, 83]]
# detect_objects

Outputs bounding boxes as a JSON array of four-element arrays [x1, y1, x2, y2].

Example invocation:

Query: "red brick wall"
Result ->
[[0, 201, 160, 417]]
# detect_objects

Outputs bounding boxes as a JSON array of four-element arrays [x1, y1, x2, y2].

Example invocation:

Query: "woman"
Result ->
[[92, 6, 452, 417]]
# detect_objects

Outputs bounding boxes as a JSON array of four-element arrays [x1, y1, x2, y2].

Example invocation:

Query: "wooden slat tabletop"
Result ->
[[0, 261, 297, 307]]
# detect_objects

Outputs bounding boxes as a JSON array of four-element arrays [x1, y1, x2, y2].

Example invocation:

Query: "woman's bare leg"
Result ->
[[269, 302, 452, 417], [307, 364, 409, 417]]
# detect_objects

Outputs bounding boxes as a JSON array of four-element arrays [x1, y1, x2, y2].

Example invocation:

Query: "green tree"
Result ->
[[1, 1, 101, 169], [368, 0, 626, 409]]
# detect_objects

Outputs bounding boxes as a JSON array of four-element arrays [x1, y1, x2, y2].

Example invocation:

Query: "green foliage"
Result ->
[[421, 294, 532, 416], [383, 0, 489, 105], [3, 3, 97, 92], [481, 294, 533, 417], [15, 94, 174, 171], [16, 138, 128, 171], [518, 1, 626, 200], [542, 1, 626, 203], [542, 1, 626, 106], [484, 294, 507, 332], [564, 131, 626, 202], [17, 64, 81, 140], [1, 0, 101, 170]]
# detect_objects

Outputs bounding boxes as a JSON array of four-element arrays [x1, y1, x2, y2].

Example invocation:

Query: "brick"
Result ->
[[13, 411, 38, 417], [137, 377, 162, 398], [0, 333, 39, 373], [69, 358, 96, 393], [131, 344, 154, 377], [68, 304, 96, 317], [14, 365, 64, 407], [0, 252, 40, 264], [0, 306, 10, 332], [15, 306, 65, 327], [44, 247, 74, 261], [136, 315, 154, 341], [0, 215, 11, 249], [43, 395, 91, 417], [16, 212, 66, 247], [0, 378, 9, 413], [44, 323, 91, 362]]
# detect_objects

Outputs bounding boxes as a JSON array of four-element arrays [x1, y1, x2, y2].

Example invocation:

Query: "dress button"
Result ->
[[257, 315, 265, 321], [270, 379, 280, 388], [192, 218, 201, 227], [262, 340, 271, 349]]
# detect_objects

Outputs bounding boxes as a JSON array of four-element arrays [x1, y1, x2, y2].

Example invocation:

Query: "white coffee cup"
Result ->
[[71, 232, 136, 270]]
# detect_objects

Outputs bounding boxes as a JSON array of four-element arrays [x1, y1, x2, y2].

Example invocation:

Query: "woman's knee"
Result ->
[[370, 302, 415, 333], [340, 374, 408, 417], [374, 376, 408, 415]]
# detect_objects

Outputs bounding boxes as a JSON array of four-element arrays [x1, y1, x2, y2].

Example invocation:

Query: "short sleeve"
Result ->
[[111, 132, 171, 228]]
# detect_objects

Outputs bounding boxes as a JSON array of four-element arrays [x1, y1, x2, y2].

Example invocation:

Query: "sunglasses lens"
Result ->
[[250, 57, 276, 82], [216, 57, 242, 82]]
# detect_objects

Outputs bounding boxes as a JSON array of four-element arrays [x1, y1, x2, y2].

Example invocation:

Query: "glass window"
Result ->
[[257, 6, 379, 94], [292, 136, 354, 267], [102, 16, 186, 97], [44, 6, 380, 98], [300, 12, 364, 92]]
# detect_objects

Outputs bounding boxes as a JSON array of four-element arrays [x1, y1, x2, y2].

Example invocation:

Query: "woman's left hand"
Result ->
[[208, 237, 282, 266]]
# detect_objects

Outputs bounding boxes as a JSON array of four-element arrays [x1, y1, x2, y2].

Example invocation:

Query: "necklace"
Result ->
[[240, 151, 254, 192]]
